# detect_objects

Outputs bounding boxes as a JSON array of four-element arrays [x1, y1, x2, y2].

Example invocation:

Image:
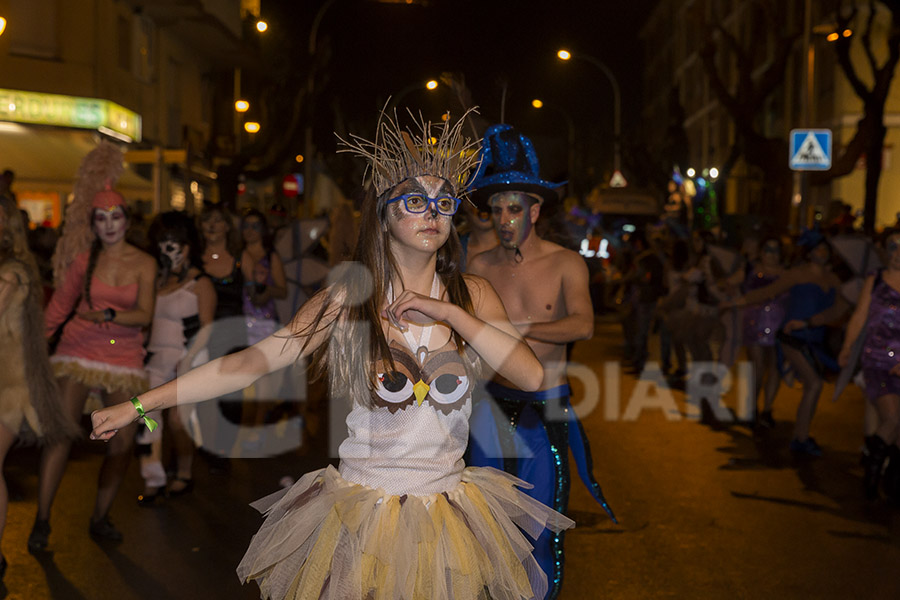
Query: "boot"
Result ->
[[883, 445, 900, 505], [863, 435, 889, 501]]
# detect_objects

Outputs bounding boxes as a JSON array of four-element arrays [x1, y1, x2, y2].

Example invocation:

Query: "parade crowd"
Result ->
[[1, 116, 899, 599]]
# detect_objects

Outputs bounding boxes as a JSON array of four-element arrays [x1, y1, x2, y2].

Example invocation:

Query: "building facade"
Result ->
[[641, 0, 900, 232], [0, 0, 249, 225]]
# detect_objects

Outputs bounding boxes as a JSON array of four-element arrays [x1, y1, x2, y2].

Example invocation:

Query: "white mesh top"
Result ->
[[338, 337, 473, 496]]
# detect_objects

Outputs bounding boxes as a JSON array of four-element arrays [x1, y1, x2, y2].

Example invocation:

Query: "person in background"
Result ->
[[0, 197, 79, 577], [728, 231, 849, 456], [622, 229, 666, 376], [839, 228, 900, 501], [741, 236, 786, 428], [239, 209, 287, 451], [466, 123, 615, 600], [458, 196, 498, 270], [197, 202, 245, 465], [136, 211, 216, 504], [34, 178, 156, 548]]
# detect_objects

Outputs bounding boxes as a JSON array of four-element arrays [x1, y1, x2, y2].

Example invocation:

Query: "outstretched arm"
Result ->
[[91, 289, 337, 440], [733, 268, 800, 307]]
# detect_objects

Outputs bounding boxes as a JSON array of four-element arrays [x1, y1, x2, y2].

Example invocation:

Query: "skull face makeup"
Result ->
[[489, 191, 540, 251], [92, 206, 127, 246], [158, 239, 188, 272]]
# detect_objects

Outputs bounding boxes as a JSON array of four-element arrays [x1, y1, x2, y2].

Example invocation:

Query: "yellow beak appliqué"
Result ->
[[413, 380, 430, 406]]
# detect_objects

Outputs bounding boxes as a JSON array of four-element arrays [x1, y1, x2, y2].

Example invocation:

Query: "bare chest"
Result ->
[[485, 262, 565, 322]]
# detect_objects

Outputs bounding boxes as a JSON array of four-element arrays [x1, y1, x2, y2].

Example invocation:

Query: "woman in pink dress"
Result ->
[[29, 171, 156, 549]]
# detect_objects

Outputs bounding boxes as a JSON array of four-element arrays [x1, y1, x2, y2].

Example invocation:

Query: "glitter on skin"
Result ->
[[385, 176, 454, 252], [489, 191, 540, 253]]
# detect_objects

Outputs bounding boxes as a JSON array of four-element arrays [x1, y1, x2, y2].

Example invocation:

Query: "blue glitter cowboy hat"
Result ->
[[468, 124, 565, 210]]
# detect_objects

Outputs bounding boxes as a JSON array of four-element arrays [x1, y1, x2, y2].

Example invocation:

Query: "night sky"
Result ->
[[259, 0, 658, 185]]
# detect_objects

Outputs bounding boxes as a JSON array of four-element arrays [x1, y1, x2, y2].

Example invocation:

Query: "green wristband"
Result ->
[[130, 397, 158, 432]]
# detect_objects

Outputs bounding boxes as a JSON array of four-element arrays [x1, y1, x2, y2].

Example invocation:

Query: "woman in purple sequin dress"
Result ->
[[741, 237, 787, 428], [839, 229, 900, 502]]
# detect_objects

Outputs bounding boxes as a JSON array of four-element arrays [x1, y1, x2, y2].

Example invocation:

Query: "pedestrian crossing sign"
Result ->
[[789, 129, 832, 171]]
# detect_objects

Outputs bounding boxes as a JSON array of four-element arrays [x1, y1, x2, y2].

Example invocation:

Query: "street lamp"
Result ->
[[0, 17, 6, 37], [556, 48, 622, 174], [531, 98, 575, 191], [235, 100, 250, 112], [256, 20, 268, 33], [387, 79, 440, 110], [244, 122, 260, 134]]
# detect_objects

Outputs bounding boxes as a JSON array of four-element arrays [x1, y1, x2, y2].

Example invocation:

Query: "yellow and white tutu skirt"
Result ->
[[237, 465, 575, 600]]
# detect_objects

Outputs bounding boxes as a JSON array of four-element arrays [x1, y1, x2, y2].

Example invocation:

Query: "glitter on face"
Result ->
[[490, 192, 537, 251]]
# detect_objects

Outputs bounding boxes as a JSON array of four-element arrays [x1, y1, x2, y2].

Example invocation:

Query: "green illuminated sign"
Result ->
[[0, 88, 142, 142]]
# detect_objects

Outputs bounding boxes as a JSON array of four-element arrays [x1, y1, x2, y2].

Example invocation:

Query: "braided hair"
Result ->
[[83, 206, 130, 309]]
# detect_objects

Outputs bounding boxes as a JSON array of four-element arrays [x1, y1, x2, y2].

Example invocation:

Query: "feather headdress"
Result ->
[[51, 141, 125, 286], [337, 106, 482, 199]]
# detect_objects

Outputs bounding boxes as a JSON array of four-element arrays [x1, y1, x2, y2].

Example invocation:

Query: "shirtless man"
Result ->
[[465, 124, 615, 600]]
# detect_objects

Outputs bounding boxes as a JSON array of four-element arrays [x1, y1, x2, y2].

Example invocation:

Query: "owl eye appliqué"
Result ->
[[375, 372, 414, 403], [428, 374, 469, 405]]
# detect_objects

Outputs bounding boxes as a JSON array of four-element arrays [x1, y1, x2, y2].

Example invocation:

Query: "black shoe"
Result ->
[[864, 435, 889, 500], [27, 518, 50, 553], [137, 487, 166, 507], [756, 410, 776, 429], [790, 437, 823, 457], [167, 478, 194, 497], [89, 517, 123, 542], [883, 446, 900, 505]]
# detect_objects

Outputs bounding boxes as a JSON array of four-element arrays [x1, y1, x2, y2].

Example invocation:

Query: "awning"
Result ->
[[0, 122, 151, 198]]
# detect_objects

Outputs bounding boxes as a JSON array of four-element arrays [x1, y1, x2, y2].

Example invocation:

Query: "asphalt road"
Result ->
[[1, 315, 897, 599]]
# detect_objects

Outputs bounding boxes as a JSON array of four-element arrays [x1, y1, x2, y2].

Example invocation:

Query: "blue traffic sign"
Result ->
[[790, 129, 832, 171]]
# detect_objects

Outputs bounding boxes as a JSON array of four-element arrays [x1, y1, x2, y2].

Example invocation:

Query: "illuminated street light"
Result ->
[[826, 31, 839, 42], [556, 48, 622, 172], [0, 17, 7, 37], [842, 28, 852, 37], [686, 167, 696, 177], [244, 122, 260, 133], [532, 98, 544, 108], [709, 167, 719, 179], [235, 100, 250, 112], [426, 80, 438, 90], [295, 154, 304, 163], [256, 20, 268, 33]]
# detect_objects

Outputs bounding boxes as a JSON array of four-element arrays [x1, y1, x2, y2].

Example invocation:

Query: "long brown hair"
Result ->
[[0, 197, 79, 444], [297, 185, 479, 408]]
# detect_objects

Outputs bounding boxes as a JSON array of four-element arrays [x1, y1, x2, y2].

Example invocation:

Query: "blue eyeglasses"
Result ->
[[386, 193, 461, 216]]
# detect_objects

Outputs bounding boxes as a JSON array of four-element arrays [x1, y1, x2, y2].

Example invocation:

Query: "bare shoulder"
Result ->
[[467, 246, 502, 272], [123, 245, 156, 275], [463, 272, 492, 299], [541, 241, 587, 272]]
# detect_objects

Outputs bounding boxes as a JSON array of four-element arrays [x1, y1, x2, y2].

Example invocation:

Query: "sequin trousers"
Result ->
[[467, 383, 616, 600]]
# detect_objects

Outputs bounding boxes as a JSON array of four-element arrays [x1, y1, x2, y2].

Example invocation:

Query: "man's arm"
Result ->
[[518, 252, 594, 344]]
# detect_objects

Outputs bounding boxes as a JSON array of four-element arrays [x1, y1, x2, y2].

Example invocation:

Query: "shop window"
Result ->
[[7, 0, 58, 59]]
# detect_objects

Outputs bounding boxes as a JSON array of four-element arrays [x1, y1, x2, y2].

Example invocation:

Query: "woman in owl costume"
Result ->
[[90, 108, 573, 600]]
